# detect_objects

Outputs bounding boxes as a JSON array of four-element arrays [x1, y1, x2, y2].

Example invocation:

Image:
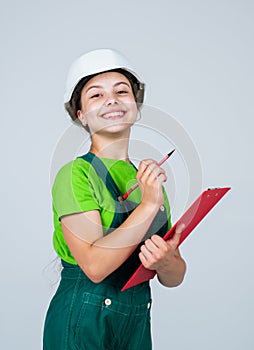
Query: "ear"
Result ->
[[77, 110, 87, 126]]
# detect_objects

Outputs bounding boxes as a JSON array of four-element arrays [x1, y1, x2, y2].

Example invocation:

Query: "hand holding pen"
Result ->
[[121, 149, 175, 201]]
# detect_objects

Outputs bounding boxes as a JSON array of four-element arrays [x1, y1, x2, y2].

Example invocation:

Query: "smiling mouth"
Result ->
[[101, 111, 126, 120]]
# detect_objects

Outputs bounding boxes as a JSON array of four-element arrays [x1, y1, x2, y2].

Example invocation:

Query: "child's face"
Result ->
[[77, 71, 138, 135]]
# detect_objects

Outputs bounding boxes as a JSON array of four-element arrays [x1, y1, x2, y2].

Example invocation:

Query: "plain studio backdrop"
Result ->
[[1, 0, 253, 349]]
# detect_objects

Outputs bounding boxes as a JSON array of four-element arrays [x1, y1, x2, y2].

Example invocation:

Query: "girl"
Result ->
[[43, 48, 186, 350]]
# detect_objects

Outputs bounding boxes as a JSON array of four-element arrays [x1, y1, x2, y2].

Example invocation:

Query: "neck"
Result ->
[[89, 130, 131, 162]]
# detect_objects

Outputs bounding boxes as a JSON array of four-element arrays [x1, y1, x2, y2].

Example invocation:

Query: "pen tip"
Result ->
[[167, 149, 175, 157]]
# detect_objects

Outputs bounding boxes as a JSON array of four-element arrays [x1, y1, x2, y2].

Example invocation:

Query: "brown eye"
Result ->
[[91, 93, 102, 99], [117, 90, 128, 94]]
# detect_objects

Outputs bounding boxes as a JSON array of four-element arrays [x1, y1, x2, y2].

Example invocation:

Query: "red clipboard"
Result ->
[[121, 187, 231, 291]]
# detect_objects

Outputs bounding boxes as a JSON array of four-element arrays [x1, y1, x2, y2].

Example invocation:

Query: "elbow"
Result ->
[[158, 275, 185, 288], [88, 274, 105, 284], [158, 259, 187, 288], [79, 264, 108, 284], [169, 274, 186, 288], [171, 261, 187, 287]]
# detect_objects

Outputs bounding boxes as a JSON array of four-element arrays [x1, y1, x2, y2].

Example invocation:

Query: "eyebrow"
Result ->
[[85, 81, 131, 94]]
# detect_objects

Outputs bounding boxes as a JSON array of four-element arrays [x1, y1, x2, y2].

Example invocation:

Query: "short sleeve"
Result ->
[[52, 159, 101, 220], [163, 187, 172, 230]]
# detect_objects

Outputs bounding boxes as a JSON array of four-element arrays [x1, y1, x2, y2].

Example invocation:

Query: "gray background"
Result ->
[[1, 0, 253, 349]]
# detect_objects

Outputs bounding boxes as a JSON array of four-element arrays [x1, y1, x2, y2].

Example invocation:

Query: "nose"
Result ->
[[104, 92, 119, 106]]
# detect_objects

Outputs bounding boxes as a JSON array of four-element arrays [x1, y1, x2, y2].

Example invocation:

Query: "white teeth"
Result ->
[[102, 111, 124, 119]]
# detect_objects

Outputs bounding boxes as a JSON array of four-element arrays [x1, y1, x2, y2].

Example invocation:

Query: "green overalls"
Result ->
[[43, 153, 169, 350]]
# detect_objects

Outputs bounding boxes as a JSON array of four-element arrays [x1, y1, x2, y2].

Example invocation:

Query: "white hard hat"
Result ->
[[64, 48, 145, 106]]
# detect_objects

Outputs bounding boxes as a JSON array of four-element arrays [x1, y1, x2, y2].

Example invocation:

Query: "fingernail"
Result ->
[[176, 223, 185, 233]]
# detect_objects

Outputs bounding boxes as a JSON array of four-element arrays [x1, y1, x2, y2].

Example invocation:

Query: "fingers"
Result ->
[[142, 223, 185, 257], [139, 235, 169, 268], [139, 226, 185, 270], [137, 159, 167, 184], [137, 159, 167, 208], [138, 159, 154, 174]]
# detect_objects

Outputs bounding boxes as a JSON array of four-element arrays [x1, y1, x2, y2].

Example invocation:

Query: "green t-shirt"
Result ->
[[52, 155, 171, 264]]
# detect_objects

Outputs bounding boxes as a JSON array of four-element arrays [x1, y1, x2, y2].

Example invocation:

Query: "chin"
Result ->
[[94, 121, 135, 135]]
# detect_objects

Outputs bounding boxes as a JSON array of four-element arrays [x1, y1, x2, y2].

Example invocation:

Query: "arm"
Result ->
[[139, 224, 186, 287], [61, 159, 167, 283]]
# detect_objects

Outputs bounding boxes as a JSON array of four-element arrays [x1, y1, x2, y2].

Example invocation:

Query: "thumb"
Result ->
[[167, 223, 185, 248], [175, 223, 185, 235]]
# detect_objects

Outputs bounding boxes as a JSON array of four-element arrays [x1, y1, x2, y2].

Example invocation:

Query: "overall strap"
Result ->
[[79, 152, 123, 201], [78, 152, 138, 231]]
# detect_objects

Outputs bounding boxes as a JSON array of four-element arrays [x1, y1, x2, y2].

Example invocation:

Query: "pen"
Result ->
[[121, 149, 175, 200]]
